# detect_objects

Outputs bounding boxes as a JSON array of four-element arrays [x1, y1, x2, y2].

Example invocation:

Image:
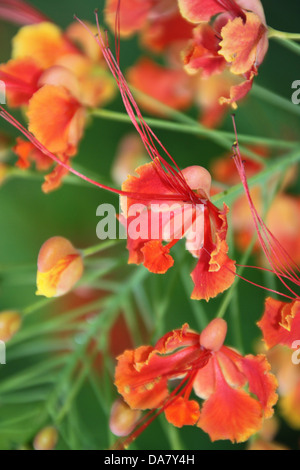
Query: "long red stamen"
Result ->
[[75, 10, 199, 205], [231, 115, 300, 299], [113, 365, 204, 450], [0, 106, 186, 202]]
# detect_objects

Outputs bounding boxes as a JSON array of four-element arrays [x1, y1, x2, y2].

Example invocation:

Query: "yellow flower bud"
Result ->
[[36, 237, 84, 298], [33, 426, 58, 451], [0, 311, 22, 342]]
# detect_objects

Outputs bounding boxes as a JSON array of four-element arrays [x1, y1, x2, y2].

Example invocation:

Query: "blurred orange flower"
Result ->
[[127, 58, 194, 115], [262, 345, 300, 430], [0, 20, 115, 192], [179, 0, 269, 108]]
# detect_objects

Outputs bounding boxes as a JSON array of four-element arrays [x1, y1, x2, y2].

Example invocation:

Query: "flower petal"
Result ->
[[178, 0, 228, 23], [42, 159, 70, 193], [238, 354, 278, 418], [183, 24, 226, 77], [191, 237, 236, 301], [121, 159, 181, 211], [12, 22, 75, 69], [219, 72, 254, 108], [219, 12, 267, 75], [142, 12, 194, 53], [141, 240, 174, 274], [36, 253, 83, 298], [193, 359, 215, 399], [154, 323, 200, 353], [27, 84, 85, 156], [13, 137, 52, 171], [198, 358, 263, 443], [258, 298, 300, 349], [127, 58, 193, 114], [0, 57, 42, 107], [165, 397, 200, 427], [105, 0, 152, 37], [114, 346, 170, 410]]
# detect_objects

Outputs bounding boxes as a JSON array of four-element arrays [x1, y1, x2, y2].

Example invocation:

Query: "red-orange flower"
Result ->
[[120, 161, 236, 301], [115, 319, 278, 445], [180, 0, 268, 108], [258, 298, 300, 350]]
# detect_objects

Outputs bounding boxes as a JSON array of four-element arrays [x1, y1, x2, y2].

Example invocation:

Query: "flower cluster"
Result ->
[[0, 14, 115, 192], [104, 0, 269, 127]]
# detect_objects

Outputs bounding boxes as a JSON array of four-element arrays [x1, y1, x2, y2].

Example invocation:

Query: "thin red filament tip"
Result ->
[[231, 115, 300, 299], [75, 11, 199, 205]]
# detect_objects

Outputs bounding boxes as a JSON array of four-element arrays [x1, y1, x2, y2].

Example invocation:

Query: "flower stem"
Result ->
[[216, 237, 257, 320], [23, 297, 54, 316], [81, 239, 122, 258], [252, 83, 300, 118], [92, 87, 273, 164], [268, 27, 300, 41], [272, 37, 300, 56], [91, 108, 297, 151]]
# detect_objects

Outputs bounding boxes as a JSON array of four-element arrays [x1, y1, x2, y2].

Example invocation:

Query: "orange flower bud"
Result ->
[[0, 311, 22, 342], [200, 318, 227, 352], [36, 237, 84, 298], [33, 426, 58, 451], [109, 398, 141, 437]]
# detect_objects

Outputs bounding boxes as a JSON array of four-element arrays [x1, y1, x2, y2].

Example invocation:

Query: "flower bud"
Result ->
[[200, 318, 227, 352], [33, 426, 58, 451], [0, 311, 22, 342], [109, 398, 141, 437], [36, 236, 84, 298], [181, 166, 212, 199]]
